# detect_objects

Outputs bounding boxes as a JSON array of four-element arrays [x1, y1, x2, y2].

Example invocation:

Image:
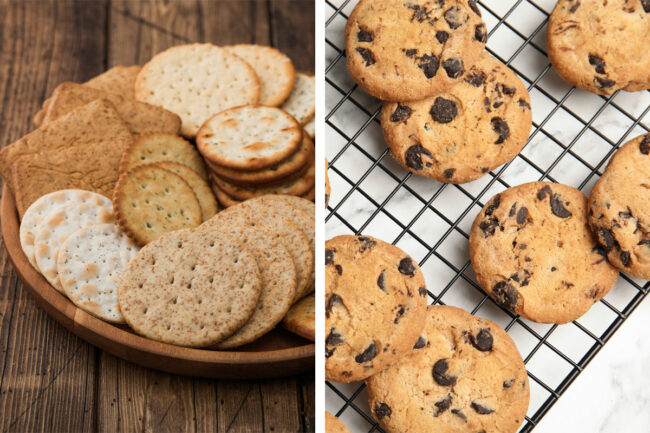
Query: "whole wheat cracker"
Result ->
[[281, 293, 315, 341], [154, 161, 217, 221], [280, 72, 315, 125]]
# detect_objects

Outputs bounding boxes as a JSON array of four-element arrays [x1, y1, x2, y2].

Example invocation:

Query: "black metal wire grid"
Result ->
[[323, 0, 650, 432]]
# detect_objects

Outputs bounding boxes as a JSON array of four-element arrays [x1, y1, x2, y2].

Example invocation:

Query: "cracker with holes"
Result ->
[[57, 224, 139, 323], [134, 43, 261, 138], [281, 72, 315, 125], [113, 165, 202, 246], [281, 293, 315, 341], [197, 105, 303, 171], [118, 228, 262, 347], [33, 203, 115, 293], [304, 116, 314, 139], [155, 161, 217, 221]]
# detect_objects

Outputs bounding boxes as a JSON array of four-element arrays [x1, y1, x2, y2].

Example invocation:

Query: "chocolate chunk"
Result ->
[[569, 1, 581, 13], [588, 54, 606, 74], [325, 294, 343, 318], [492, 281, 519, 311], [493, 101, 504, 109], [433, 359, 457, 386], [643, 0, 650, 13], [470, 329, 493, 352], [326, 328, 344, 346], [414, 336, 427, 349], [509, 203, 517, 217], [442, 58, 463, 78], [335, 264, 343, 275], [639, 240, 650, 246], [518, 99, 531, 109], [465, 71, 486, 87], [355, 343, 377, 363], [410, 6, 432, 22], [537, 185, 552, 200], [484, 195, 501, 216], [475, 23, 487, 43], [357, 28, 373, 42], [550, 194, 572, 218], [444, 7, 464, 29], [358, 236, 377, 252], [325, 348, 335, 358], [394, 306, 406, 324], [404, 49, 417, 57], [418, 54, 440, 79], [519, 244, 527, 250], [390, 104, 412, 122], [471, 402, 495, 415], [595, 76, 615, 89], [444, 168, 455, 179], [479, 217, 499, 237], [419, 287, 428, 297], [430, 97, 458, 123], [503, 379, 515, 389], [516, 207, 528, 225], [436, 31, 449, 44], [620, 251, 631, 266], [640, 135, 650, 155], [356, 48, 375, 66], [374, 403, 392, 420], [398, 257, 416, 276], [377, 270, 386, 291], [405, 144, 433, 171], [434, 395, 453, 416], [491, 117, 510, 144], [499, 84, 516, 96], [451, 409, 467, 422], [325, 249, 334, 265], [468, 0, 481, 16]]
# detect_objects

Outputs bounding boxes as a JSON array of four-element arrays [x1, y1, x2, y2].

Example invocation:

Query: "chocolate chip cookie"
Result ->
[[346, 0, 487, 101], [382, 53, 532, 183], [469, 182, 619, 324], [589, 133, 650, 280], [366, 305, 529, 433], [325, 235, 428, 382], [547, 0, 650, 95]]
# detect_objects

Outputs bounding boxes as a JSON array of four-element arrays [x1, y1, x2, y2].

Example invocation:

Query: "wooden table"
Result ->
[[0, 1, 315, 431]]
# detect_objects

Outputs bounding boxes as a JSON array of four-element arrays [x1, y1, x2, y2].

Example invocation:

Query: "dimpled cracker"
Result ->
[[382, 53, 532, 184], [155, 162, 217, 221], [20, 190, 112, 269], [135, 44, 261, 138], [58, 224, 139, 323], [197, 105, 302, 171], [281, 293, 315, 341], [280, 72, 315, 124], [227, 44, 295, 107], [469, 182, 619, 324], [118, 228, 262, 347], [120, 133, 207, 180], [202, 212, 296, 349], [366, 305, 529, 433], [34, 203, 115, 293], [325, 235, 428, 383], [346, 0, 487, 102], [113, 165, 202, 246]]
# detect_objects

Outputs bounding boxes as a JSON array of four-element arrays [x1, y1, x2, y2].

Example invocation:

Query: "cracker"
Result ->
[[113, 165, 202, 246], [134, 43, 260, 138], [264, 194, 315, 218], [20, 190, 112, 270], [155, 161, 217, 221], [85, 65, 141, 98], [280, 72, 315, 125], [209, 177, 242, 208], [41, 82, 181, 135], [58, 223, 139, 323], [281, 293, 314, 341], [118, 228, 262, 347], [119, 132, 207, 180], [302, 186, 315, 202], [201, 212, 297, 349], [226, 44, 295, 107], [196, 105, 302, 171], [304, 115, 315, 139], [33, 203, 115, 293]]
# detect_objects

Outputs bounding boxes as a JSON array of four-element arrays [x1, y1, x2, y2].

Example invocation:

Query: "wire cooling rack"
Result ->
[[324, 0, 650, 432]]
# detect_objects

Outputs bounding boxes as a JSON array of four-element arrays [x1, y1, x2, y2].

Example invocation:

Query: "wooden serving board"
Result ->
[[0, 185, 314, 379]]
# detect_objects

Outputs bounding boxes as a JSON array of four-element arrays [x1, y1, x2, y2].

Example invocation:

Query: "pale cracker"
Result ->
[[281, 293, 315, 341], [155, 161, 217, 221], [280, 72, 315, 125], [304, 115, 315, 139]]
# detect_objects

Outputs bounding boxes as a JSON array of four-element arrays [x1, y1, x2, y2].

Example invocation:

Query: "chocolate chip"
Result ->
[[642, 0, 650, 12], [434, 395, 452, 416], [404, 49, 417, 57], [640, 135, 650, 155], [596, 227, 616, 250], [471, 402, 495, 415], [335, 264, 343, 275], [358, 236, 376, 252], [493, 101, 504, 109], [451, 409, 467, 422], [433, 359, 457, 386], [326, 328, 344, 346], [394, 306, 406, 324], [503, 379, 515, 389], [519, 244, 527, 250], [444, 168, 455, 179], [444, 7, 464, 29], [479, 218, 499, 237], [377, 270, 386, 291], [436, 31, 449, 44], [418, 54, 440, 79], [405, 144, 433, 171], [491, 117, 510, 144], [325, 294, 342, 318], [357, 28, 373, 42], [620, 251, 631, 266], [639, 240, 650, 246], [430, 97, 458, 123], [374, 403, 392, 420], [569, 1, 581, 13], [419, 287, 428, 297], [442, 58, 463, 78], [355, 343, 377, 363], [468, 0, 481, 16], [595, 76, 615, 89], [516, 207, 528, 225], [492, 281, 519, 311], [356, 48, 375, 66], [470, 329, 493, 352], [398, 257, 416, 276], [413, 336, 427, 349], [475, 23, 487, 43], [499, 84, 516, 96], [550, 194, 572, 218], [390, 104, 412, 122], [410, 6, 432, 22], [518, 99, 531, 109], [325, 348, 335, 358], [588, 54, 606, 74], [465, 71, 486, 87], [508, 203, 517, 217], [484, 195, 501, 216], [325, 249, 334, 265], [537, 185, 552, 200]]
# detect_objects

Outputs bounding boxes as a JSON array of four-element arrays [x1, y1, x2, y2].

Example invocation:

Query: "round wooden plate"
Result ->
[[1, 186, 314, 379]]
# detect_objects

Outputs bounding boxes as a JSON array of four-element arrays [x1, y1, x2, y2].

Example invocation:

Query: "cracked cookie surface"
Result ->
[[469, 181, 619, 324], [366, 305, 529, 433], [325, 235, 427, 382]]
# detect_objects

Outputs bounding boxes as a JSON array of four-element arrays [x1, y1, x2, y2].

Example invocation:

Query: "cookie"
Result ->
[[226, 44, 295, 107], [197, 105, 303, 171], [382, 53, 532, 184], [366, 305, 529, 433], [325, 412, 352, 433], [57, 223, 139, 323], [345, 0, 487, 101], [119, 132, 208, 180], [209, 177, 242, 208], [33, 203, 115, 293], [325, 235, 428, 382], [113, 165, 202, 246], [325, 159, 331, 208], [281, 293, 315, 341], [589, 133, 650, 280], [118, 228, 262, 347], [280, 72, 315, 124], [20, 190, 112, 269], [547, 0, 650, 95], [470, 182, 620, 324], [155, 161, 217, 221], [134, 44, 260, 138]]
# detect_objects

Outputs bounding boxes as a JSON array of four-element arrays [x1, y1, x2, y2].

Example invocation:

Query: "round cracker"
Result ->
[[281, 293, 314, 341], [209, 177, 242, 208], [280, 72, 315, 125], [266, 195, 316, 218], [155, 161, 218, 221], [58, 223, 139, 323], [134, 44, 261, 138], [304, 115, 314, 139]]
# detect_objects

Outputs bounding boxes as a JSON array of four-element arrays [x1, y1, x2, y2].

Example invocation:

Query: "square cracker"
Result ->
[[42, 82, 181, 135]]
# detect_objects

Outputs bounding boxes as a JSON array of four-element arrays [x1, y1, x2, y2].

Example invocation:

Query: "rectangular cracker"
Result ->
[[41, 82, 181, 135]]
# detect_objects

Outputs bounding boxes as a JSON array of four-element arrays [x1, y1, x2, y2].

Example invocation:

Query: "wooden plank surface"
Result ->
[[0, 1, 315, 432]]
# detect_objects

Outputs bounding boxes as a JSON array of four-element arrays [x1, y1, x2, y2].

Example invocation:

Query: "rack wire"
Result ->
[[324, 0, 650, 431]]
